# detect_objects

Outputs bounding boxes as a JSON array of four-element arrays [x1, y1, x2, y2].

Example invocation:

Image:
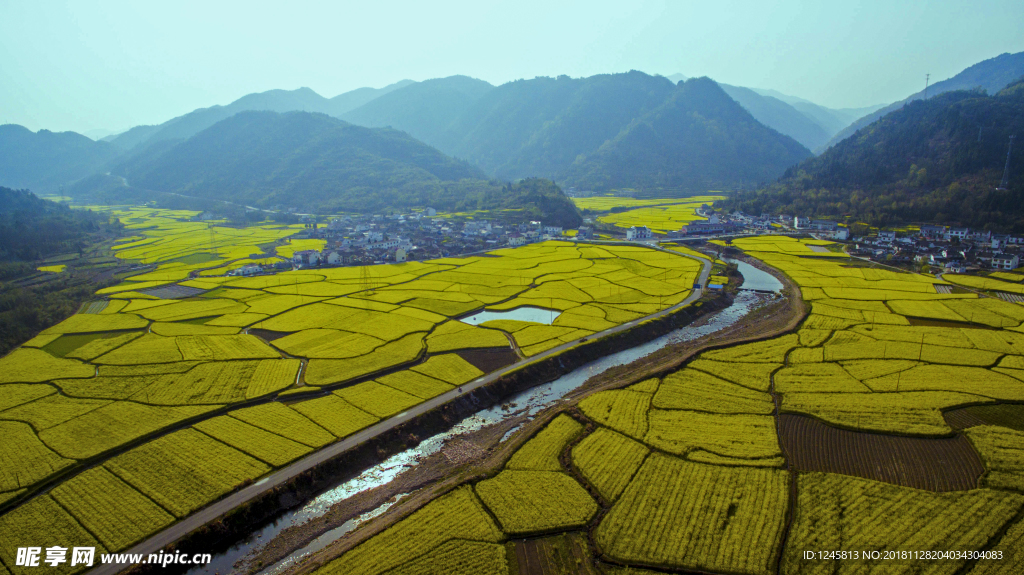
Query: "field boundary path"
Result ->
[[87, 249, 711, 575]]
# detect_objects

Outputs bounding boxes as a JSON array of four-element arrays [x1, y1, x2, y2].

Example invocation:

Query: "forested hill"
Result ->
[[821, 51, 1024, 152], [723, 79, 1024, 231], [0, 125, 120, 192], [561, 77, 812, 193], [0, 187, 107, 263], [80, 111, 582, 226], [340, 72, 811, 192], [105, 80, 416, 152]]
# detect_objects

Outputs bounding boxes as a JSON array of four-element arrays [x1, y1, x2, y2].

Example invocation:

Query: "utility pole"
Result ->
[[923, 74, 930, 100], [999, 135, 1015, 190]]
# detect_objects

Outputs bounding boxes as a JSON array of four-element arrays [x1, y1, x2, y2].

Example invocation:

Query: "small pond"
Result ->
[[460, 306, 561, 325]]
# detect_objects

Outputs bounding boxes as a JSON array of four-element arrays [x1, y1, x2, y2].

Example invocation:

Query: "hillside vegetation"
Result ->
[[75, 112, 583, 226], [725, 79, 1024, 231], [822, 51, 1024, 151], [0, 188, 121, 355], [340, 72, 811, 192], [0, 125, 119, 192]]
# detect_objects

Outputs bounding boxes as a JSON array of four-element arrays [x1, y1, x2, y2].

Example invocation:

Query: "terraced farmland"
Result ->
[[571, 194, 726, 233], [0, 207, 709, 571], [302, 234, 1024, 575]]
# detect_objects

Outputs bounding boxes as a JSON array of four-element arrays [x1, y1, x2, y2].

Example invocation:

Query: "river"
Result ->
[[186, 260, 783, 575]]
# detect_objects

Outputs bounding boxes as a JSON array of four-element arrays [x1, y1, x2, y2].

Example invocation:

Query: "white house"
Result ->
[[828, 227, 850, 241], [947, 228, 969, 240], [877, 231, 896, 243], [367, 239, 402, 250], [325, 251, 342, 265], [543, 226, 563, 236], [794, 216, 810, 229], [968, 230, 992, 242], [508, 233, 526, 247], [425, 207, 437, 217], [395, 248, 408, 262], [992, 254, 1020, 270], [228, 264, 263, 276], [292, 250, 320, 265], [626, 226, 653, 241]]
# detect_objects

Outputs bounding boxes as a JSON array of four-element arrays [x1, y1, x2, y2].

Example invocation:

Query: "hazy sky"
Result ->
[[2, 0, 1022, 135]]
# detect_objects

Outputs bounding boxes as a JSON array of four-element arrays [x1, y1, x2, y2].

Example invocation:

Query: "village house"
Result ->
[[992, 253, 1020, 270], [626, 226, 653, 241], [292, 250, 320, 266]]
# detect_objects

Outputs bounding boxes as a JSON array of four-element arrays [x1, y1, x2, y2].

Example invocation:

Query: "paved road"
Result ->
[[88, 247, 710, 575]]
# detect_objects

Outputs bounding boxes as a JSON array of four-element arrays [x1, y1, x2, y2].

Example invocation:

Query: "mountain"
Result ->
[[748, 87, 885, 133], [718, 84, 832, 151], [821, 51, 1024, 152], [0, 125, 120, 192], [0, 187, 104, 261], [724, 79, 1024, 230], [340, 71, 810, 192], [561, 77, 812, 192], [86, 110, 581, 226], [106, 80, 415, 152], [443, 72, 678, 179], [667, 80, 886, 150], [340, 76, 495, 148]]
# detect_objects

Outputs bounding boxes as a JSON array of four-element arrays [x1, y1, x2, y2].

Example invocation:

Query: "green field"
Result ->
[[304, 234, 1024, 575], [0, 208, 706, 569]]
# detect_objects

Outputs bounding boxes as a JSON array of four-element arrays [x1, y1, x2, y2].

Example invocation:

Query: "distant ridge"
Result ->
[[81, 110, 583, 227], [105, 80, 415, 152], [820, 51, 1024, 152], [0, 125, 119, 192], [340, 71, 811, 192], [725, 78, 1024, 230]]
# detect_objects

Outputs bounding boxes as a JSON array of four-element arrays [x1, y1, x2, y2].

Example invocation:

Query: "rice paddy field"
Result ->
[[306, 235, 1024, 575], [571, 194, 727, 233], [0, 209, 706, 573]]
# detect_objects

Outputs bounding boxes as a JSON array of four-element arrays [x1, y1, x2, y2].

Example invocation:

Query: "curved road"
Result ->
[[88, 245, 711, 575]]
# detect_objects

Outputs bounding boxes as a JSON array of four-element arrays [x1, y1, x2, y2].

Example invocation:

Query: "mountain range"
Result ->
[[724, 78, 1024, 230], [75, 111, 584, 227], [820, 51, 1024, 152], [2, 51, 1022, 218]]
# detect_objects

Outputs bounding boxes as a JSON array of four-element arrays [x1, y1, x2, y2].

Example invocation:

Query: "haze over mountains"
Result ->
[[820, 51, 1024, 152], [1, 51, 1022, 224], [726, 78, 1024, 230]]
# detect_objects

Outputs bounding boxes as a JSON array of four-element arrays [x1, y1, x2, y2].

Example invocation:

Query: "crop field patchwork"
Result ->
[[505, 415, 583, 472], [297, 234, 1024, 574], [782, 473, 1023, 574], [596, 454, 789, 574], [779, 413, 985, 490], [104, 429, 270, 518], [571, 195, 726, 233], [12, 210, 1024, 575], [474, 470, 598, 536]]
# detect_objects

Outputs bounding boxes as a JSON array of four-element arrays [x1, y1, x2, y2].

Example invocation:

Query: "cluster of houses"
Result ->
[[851, 225, 1022, 272], [280, 212, 581, 269]]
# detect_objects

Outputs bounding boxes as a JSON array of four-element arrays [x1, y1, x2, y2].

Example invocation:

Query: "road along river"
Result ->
[[185, 262, 784, 575]]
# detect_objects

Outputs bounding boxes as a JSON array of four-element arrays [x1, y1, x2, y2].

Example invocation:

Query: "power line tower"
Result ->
[[923, 74, 930, 99], [999, 135, 1015, 190], [360, 265, 376, 294]]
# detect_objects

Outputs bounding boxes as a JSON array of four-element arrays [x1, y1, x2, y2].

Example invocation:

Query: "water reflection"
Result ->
[[189, 283, 778, 575], [460, 306, 561, 325]]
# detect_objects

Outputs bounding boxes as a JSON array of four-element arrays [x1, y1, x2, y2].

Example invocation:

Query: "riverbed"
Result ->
[[186, 260, 783, 575]]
